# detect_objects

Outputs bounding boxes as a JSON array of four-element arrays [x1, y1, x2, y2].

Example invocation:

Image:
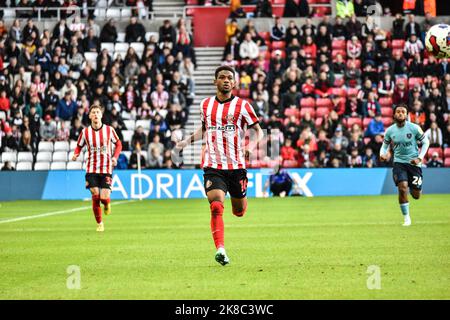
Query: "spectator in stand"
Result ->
[[346, 14, 362, 40], [427, 151, 443, 167], [100, 19, 118, 43], [348, 147, 363, 168], [128, 148, 147, 169], [365, 114, 385, 137], [425, 121, 443, 147], [281, 138, 297, 163], [148, 147, 163, 168], [336, 0, 355, 19], [40, 114, 57, 142], [239, 32, 259, 61], [225, 18, 240, 43], [362, 92, 381, 118], [125, 16, 146, 43], [329, 143, 347, 167], [403, 34, 424, 60], [298, 144, 316, 168], [56, 91, 77, 121], [410, 100, 426, 126], [405, 14, 421, 38], [331, 126, 349, 150], [378, 73, 395, 97], [254, 0, 272, 18], [82, 28, 100, 53], [270, 16, 285, 42], [347, 36, 362, 59], [283, 0, 300, 18], [362, 147, 377, 167]]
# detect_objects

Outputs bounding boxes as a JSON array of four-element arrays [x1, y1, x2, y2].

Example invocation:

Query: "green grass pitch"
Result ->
[[0, 195, 449, 299]]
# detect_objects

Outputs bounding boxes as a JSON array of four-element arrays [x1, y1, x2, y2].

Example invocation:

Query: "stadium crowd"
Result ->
[[0, 9, 196, 170], [222, 12, 450, 168]]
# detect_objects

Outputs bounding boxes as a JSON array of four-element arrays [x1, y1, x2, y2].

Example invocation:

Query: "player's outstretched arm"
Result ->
[[176, 124, 205, 149]]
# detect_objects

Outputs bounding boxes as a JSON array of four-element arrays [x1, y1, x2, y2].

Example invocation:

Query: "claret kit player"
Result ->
[[380, 104, 430, 226], [177, 66, 264, 265], [72, 105, 123, 232]]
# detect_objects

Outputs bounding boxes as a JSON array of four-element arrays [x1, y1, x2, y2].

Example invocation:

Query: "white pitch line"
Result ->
[[0, 200, 136, 225]]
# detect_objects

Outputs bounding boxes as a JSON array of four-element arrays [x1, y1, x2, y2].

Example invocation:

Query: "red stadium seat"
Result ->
[[382, 117, 392, 127], [391, 39, 405, 49], [379, 97, 392, 108], [271, 41, 285, 50], [408, 77, 424, 88], [316, 107, 330, 118], [314, 6, 332, 16], [445, 158, 450, 167], [316, 98, 332, 109], [444, 148, 450, 158], [259, 31, 270, 41], [300, 97, 316, 109], [427, 147, 443, 159], [332, 39, 346, 50], [381, 107, 393, 117], [346, 117, 363, 128], [300, 107, 316, 118], [331, 87, 346, 97], [272, 0, 286, 4], [363, 117, 372, 129], [284, 107, 300, 118]]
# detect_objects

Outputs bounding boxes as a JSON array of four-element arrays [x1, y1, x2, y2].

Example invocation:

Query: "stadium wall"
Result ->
[[0, 168, 449, 201]]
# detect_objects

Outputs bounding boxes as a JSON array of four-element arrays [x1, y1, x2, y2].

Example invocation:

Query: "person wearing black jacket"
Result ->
[[125, 16, 146, 43], [158, 19, 176, 45], [100, 19, 118, 43], [254, 0, 272, 18], [283, 0, 300, 17]]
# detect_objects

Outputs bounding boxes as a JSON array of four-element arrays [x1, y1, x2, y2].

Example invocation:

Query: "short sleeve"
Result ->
[[77, 129, 86, 147], [111, 127, 120, 144], [242, 100, 259, 127], [415, 125, 425, 142]]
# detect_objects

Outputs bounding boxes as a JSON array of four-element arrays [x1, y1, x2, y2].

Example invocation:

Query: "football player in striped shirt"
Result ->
[[72, 105, 123, 232], [177, 66, 264, 265]]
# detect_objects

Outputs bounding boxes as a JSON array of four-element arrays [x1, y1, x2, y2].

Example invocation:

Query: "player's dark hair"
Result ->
[[394, 103, 409, 114], [215, 66, 235, 79], [88, 104, 103, 115]]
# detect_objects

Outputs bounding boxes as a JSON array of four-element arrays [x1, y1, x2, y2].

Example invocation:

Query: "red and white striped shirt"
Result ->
[[201, 95, 259, 170], [76, 125, 121, 175]]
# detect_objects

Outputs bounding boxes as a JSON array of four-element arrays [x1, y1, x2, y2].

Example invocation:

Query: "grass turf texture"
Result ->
[[0, 195, 449, 300]]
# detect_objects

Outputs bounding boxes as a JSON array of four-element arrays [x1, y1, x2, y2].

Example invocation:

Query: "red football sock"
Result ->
[[232, 198, 247, 217], [210, 201, 224, 249], [92, 195, 102, 224], [100, 197, 110, 207]]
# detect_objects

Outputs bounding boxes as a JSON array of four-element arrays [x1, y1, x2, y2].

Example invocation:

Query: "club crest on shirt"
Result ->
[[225, 114, 235, 124], [206, 180, 212, 189], [406, 133, 412, 139]]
